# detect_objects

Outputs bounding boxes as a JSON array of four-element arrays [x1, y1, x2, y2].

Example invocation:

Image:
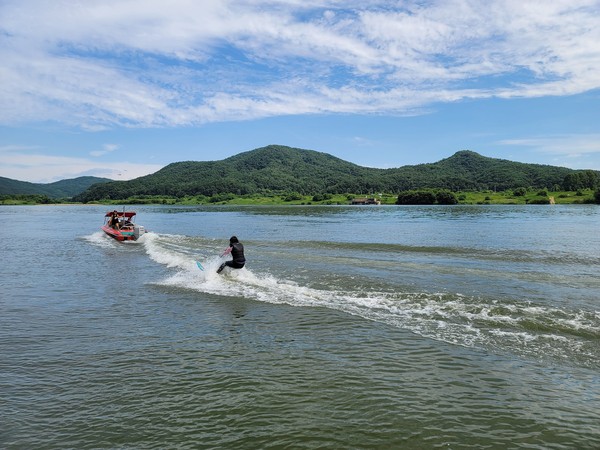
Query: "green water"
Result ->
[[1, 205, 599, 449]]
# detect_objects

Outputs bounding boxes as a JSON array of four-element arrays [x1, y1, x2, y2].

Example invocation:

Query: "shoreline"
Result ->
[[2, 189, 598, 206]]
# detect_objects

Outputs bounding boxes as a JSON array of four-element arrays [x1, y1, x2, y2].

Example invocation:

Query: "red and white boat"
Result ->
[[101, 210, 146, 241]]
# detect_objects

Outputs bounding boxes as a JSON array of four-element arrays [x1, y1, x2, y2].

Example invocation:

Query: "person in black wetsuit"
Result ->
[[217, 236, 246, 273], [109, 210, 120, 229]]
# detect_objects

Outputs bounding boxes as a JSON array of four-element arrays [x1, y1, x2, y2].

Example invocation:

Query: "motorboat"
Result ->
[[101, 210, 146, 241]]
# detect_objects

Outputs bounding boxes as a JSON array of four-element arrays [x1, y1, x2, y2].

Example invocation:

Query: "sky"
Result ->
[[1, 0, 599, 183]]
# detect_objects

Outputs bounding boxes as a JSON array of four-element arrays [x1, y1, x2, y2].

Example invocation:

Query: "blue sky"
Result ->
[[1, 0, 599, 183]]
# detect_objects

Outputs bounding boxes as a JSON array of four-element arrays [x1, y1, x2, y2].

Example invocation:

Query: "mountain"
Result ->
[[75, 145, 376, 201], [386, 150, 576, 191], [73, 145, 595, 202], [0, 176, 112, 198]]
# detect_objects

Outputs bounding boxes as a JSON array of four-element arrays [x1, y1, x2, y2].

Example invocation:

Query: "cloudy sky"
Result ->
[[1, 0, 599, 182]]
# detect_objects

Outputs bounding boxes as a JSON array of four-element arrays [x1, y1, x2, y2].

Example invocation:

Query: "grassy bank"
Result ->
[[73, 189, 599, 206], [2, 189, 597, 206]]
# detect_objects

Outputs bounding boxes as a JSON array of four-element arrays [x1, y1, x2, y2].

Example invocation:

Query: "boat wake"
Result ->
[[138, 232, 599, 369], [82, 230, 150, 248], [81, 231, 118, 248]]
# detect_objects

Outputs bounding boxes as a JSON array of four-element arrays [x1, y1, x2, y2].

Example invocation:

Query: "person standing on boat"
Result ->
[[109, 210, 120, 229], [217, 236, 246, 273]]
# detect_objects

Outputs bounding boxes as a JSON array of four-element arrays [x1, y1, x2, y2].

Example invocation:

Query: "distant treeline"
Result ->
[[1, 194, 54, 204], [0, 176, 111, 198], [406, 186, 600, 205], [3, 188, 600, 205], [562, 170, 600, 191], [396, 190, 459, 205]]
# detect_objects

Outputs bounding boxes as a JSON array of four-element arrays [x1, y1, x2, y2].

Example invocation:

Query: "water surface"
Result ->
[[1, 205, 599, 448]]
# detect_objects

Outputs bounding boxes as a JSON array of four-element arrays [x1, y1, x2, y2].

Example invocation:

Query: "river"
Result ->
[[1, 204, 599, 449]]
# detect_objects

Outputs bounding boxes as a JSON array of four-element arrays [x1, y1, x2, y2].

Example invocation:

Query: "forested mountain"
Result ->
[[76, 145, 377, 201], [387, 150, 576, 191], [71, 145, 597, 202], [0, 176, 111, 198]]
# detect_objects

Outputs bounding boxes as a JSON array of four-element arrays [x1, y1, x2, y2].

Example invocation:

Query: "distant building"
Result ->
[[351, 197, 381, 205]]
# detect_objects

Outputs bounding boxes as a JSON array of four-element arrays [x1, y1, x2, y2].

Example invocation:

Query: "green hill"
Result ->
[[0, 176, 111, 198], [72, 145, 596, 202], [385, 150, 576, 191], [75, 145, 376, 201]]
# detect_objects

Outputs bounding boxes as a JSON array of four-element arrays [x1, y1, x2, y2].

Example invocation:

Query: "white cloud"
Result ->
[[497, 134, 600, 169], [90, 144, 119, 157], [1, 0, 599, 128], [499, 134, 600, 156], [0, 145, 163, 182]]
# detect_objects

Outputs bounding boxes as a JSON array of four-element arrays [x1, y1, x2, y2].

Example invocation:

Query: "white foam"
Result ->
[[81, 231, 117, 248], [135, 232, 600, 367], [143, 232, 194, 269]]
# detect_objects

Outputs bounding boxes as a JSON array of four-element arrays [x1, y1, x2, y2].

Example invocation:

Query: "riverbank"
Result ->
[[1, 189, 598, 205]]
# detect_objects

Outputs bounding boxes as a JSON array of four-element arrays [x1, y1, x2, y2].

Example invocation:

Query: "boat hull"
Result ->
[[101, 225, 138, 241]]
